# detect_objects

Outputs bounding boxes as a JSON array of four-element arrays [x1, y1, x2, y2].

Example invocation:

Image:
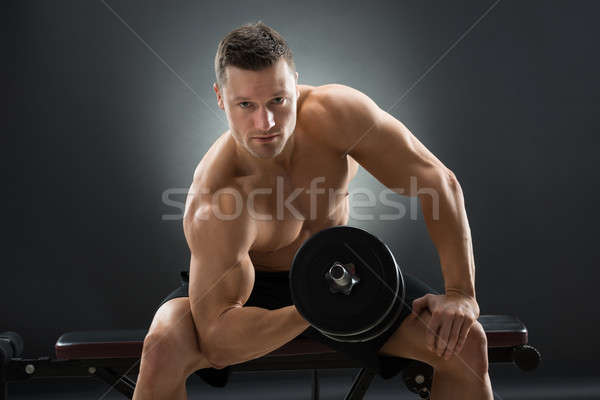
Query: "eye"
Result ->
[[239, 101, 251, 109], [273, 97, 285, 104]]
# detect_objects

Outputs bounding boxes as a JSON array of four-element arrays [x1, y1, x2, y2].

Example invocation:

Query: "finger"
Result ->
[[411, 295, 428, 316], [455, 320, 473, 355], [411, 298, 423, 315], [426, 314, 442, 352], [436, 316, 454, 358], [444, 316, 465, 360]]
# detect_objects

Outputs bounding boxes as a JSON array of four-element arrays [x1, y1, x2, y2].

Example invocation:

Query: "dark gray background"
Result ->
[[5, 0, 599, 378]]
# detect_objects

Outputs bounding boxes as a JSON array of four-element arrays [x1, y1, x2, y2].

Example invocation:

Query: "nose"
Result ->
[[253, 107, 275, 132]]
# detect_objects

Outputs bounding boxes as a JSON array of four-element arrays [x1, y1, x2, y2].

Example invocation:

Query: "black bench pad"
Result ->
[[55, 314, 527, 361]]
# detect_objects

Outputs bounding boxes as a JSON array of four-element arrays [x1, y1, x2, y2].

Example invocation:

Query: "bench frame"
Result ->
[[1, 315, 541, 400]]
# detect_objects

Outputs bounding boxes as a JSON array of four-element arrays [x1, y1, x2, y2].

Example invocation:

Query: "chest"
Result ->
[[248, 149, 358, 253]]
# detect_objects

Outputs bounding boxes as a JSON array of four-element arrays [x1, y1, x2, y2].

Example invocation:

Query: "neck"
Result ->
[[234, 130, 297, 175]]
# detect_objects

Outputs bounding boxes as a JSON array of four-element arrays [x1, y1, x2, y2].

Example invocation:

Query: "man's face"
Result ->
[[214, 59, 299, 159]]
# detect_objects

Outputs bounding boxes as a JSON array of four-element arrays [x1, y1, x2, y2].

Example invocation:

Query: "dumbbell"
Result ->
[[289, 226, 406, 342]]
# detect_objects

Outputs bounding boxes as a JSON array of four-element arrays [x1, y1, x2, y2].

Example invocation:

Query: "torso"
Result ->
[[189, 84, 359, 271]]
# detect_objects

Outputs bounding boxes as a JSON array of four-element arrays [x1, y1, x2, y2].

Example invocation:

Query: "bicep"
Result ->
[[188, 251, 255, 341], [184, 206, 256, 341]]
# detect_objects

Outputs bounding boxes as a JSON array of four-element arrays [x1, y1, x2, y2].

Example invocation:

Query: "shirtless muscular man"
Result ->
[[133, 21, 492, 400]]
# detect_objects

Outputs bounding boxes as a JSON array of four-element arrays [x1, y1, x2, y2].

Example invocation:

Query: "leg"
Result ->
[[380, 310, 493, 400], [133, 297, 211, 400]]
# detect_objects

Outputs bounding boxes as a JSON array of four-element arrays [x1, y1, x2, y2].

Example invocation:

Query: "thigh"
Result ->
[[240, 271, 440, 380], [379, 307, 440, 365], [378, 273, 442, 362], [299, 273, 439, 379]]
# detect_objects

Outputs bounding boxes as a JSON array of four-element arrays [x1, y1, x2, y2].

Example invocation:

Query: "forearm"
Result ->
[[420, 173, 476, 299], [205, 304, 310, 367]]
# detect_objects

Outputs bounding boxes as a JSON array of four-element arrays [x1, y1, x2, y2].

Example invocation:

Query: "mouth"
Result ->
[[253, 134, 279, 142]]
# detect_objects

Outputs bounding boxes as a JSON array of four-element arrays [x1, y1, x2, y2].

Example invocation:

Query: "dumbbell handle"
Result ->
[[329, 262, 351, 285], [325, 262, 360, 295]]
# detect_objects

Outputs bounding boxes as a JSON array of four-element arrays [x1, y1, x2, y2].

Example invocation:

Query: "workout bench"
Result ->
[[1, 314, 540, 399]]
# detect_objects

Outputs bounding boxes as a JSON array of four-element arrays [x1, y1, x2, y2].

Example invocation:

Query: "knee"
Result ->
[[436, 321, 489, 378], [142, 328, 212, 378], [462, 322, 488, 375], [141, 330, 184, 378]]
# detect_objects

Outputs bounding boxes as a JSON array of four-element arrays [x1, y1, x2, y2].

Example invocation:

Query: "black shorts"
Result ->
[[157, 269, 437, 380]]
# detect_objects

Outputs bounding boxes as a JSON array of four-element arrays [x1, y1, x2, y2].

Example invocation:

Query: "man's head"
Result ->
[[213, 22, 299, 160]]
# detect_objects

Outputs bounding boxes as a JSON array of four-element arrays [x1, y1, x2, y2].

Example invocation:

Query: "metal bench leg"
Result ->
[[311, 369, 319, 400], [402, 361, 433, 399], [94, 367, 136, 399], [344, 368, 376, 400]]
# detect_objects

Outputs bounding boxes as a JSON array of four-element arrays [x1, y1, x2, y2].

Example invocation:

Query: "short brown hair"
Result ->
[[214, 21, 295, 87]]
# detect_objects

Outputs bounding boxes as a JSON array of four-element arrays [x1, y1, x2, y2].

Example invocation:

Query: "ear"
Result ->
[[295, 72, 300, 98], [213, 82, 224, 110]]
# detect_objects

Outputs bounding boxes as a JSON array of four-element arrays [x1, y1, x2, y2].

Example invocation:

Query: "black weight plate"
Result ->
[[323, 280, 405, 342], [290, 226, 404, 337], [324, 294, 402, 342]]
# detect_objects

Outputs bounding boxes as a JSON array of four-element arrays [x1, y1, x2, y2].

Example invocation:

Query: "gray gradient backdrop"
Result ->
[[6, 0, 600, 376]]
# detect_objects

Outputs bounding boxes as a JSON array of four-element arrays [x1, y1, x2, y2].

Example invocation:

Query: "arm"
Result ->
[[184, 190, 309, 368], [310, 84, 476, 298], [308, 84, 480, 359]]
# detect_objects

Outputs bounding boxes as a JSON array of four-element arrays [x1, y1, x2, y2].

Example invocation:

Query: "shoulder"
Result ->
[[183, 181, 255, 256], [188, 130, 253, 198], [299, 84, 379, 118], [183, 134, 256, 253], [190, 131, 235, 186], [298, 84, 383, 153]]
